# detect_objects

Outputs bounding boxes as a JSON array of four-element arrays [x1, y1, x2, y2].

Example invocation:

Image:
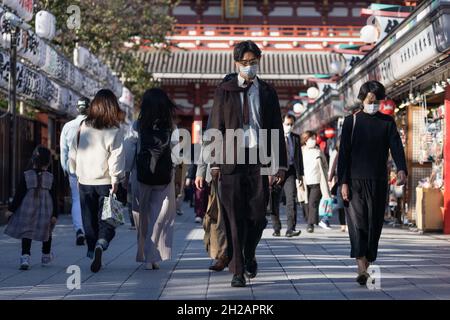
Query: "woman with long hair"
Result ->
[[69, 89, 126, 273], [125, 88, 177, 270]]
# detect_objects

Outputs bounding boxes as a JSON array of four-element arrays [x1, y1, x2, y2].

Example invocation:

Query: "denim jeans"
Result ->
[[79, 184, 116, 257]]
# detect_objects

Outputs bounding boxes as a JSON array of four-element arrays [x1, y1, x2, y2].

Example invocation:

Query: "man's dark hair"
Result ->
[[77, 97, 90, 115], [283, 113, 296, 122], [233, 40, 262, 62], [357, 81, 386, 101]]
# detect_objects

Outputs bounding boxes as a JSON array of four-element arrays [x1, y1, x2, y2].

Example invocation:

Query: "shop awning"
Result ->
[[132, 50, 346, 81]]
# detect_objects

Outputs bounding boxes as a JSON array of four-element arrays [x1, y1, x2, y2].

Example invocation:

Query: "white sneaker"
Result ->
[[20, 254, 30, 270], [41, 253, 54, 266], [319, 221, 332, 230], [195, 217, 202, 223]]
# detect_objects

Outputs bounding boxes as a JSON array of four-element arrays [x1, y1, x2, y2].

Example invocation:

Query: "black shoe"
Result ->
[[285, 230, 301, 237], [356, 272, 369, 286], [90, 246, 103, 273], [244, 258, 258, 279], [76, 229, 85, 246], [307, 225, 314, 233], [272, 231, 281, 237], [231, 274, 246, 287]]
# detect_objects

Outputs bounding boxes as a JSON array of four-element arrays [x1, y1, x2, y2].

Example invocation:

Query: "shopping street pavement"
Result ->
[[1, 201, 450, 300]]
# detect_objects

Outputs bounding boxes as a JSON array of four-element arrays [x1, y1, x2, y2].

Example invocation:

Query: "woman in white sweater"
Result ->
[[69, 89, 126, 273], [301, 131, 331, 233]]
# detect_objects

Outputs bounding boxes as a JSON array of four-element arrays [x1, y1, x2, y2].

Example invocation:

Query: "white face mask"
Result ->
[[239, 64, 258, 79], [364, 103, 379, 115], [306, 138, 316, 148], [283, 124, 292, 135]]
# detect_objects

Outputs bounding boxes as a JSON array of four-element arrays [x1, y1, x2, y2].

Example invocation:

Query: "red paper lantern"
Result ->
[[316, 135, 323, 145], [324, 127, 336, 139], [380, 99, 396, 115]]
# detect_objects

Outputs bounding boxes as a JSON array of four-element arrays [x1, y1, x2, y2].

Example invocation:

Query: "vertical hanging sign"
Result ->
[[222, 0, 242, 20]]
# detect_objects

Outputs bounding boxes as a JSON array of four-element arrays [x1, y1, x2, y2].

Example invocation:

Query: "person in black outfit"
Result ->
[[208, 41, 287, 288], [337, 81, 407, 286], [270, 114, 304, 237]]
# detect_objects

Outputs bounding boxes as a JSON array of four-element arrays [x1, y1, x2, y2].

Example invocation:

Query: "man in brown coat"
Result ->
[[207, 40, 287, 287]]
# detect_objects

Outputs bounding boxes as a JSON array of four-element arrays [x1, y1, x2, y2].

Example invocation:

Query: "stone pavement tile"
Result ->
[[381, 284, 436, 300], [111, 289, 160, 300], [332, 282, 392, 300]]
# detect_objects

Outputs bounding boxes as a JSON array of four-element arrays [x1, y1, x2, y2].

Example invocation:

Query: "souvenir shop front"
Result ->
[[338, 0, 450, 233]]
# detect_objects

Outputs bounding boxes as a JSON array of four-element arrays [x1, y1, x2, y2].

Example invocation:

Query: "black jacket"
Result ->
[[208, 73, 287, 174]]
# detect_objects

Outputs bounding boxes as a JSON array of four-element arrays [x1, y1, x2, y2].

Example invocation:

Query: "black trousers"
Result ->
[[345, 179, 388, 262], [301, 184, 322, 225], [271, 165, 297, 232], [219, 164, 268, 275], [22, 237, 52, 255], [79, 184, 116, 254]]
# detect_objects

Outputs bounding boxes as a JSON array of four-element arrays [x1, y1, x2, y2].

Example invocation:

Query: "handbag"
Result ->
[[101, 192, 126, 228], [296, 178, 307, 203], [319, 198, 334, 217]]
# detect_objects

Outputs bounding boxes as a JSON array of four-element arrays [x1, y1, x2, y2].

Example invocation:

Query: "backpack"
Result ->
[[136, 127, 173, 186]]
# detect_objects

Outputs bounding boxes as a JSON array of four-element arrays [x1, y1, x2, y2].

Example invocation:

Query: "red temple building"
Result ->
[[136, 0, 418, 129]]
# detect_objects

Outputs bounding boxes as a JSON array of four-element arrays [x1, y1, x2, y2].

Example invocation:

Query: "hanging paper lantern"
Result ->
[[324, 127, 336, 139], [35, 11, 56, 41], [330, 60, 346, 75], [380, 99, 396, 115], [316, 135, 323, 145], [307, 87, 320, 99], [360, 25, 379, 43], [293, 102, 305, 114], [3, 0, 34, 22]]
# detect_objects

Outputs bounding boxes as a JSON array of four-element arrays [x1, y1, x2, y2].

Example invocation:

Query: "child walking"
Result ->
[[5, 145, 58, 270]]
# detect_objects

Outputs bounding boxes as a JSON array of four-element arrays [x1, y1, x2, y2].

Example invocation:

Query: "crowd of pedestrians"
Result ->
[[3, 41, 407, 288]]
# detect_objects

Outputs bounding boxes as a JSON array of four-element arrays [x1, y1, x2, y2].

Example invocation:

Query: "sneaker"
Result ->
[[90, 246, 103, 273], [272, 230, 281, 237], [195, 217, 202, 223], [76, 229, 85, 246], [41, 253, 54, 266], [176, 209, 183, 216], [307, 225, 314, 233], [20, 254, 30, 270], [319, 221, 332, 230], [340, 225, 347, 232]]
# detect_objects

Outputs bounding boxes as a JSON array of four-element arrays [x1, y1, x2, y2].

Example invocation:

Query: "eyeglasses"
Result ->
[[238, 58, 259, 66]]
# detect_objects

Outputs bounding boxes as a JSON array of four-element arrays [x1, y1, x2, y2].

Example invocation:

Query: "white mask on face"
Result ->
[[364, 103, 379, 115], [239, 64, 258, 79], [306, 138, 316, 148], [283, 124, 292, 135]]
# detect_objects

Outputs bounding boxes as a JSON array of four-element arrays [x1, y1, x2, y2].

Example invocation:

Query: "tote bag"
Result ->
[[101, 192, 126, 228]]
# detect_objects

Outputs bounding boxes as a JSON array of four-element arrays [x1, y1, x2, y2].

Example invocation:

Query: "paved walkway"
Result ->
[[1, 202, 450, 300]]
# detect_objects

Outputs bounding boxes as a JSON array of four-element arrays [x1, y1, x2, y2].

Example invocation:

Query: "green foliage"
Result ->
[[34, 0, 178, 104]]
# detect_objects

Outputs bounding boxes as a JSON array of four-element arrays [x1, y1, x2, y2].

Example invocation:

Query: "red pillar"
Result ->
[[444, 86, 450, 234]]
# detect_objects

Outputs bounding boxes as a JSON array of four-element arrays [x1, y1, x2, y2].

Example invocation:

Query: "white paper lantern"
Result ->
[[330, 60, 346, 75], [307, 87, 320, 99], [360, 25, 379, 43], [3, 0, 34, 22], [119, 86, 134, 108], [35, 11, 56, 41], [293, 102, 305, 114]]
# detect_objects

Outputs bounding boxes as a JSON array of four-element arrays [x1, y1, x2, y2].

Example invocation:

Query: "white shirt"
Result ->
[[238, 74, 261, 148], [302, 146, 322, 185], [59, 115, 86, 174]]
